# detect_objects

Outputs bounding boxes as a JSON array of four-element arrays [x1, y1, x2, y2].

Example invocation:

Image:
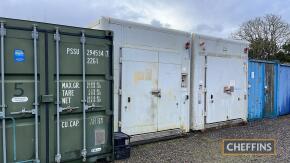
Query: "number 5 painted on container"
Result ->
[[14, 83, 24, 96]]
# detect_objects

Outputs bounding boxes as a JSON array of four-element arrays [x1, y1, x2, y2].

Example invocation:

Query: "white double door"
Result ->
[[121, 48, 181, 135]]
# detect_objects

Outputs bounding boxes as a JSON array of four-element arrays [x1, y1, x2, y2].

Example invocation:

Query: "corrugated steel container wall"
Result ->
[[248, 60, 278, 120], [191, 34, 249, 130], [248, 61, 264, 120], [264, 62, 278, 117], [90, 17, 191, 140], [0, 18, 113, 163], [278, 64, 290, 115]]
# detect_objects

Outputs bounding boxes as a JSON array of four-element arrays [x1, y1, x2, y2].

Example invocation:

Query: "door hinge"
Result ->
[[118, 89, 122, 95], [119, 57, 122, 64], [105, 74, 113, 81], [118, 121, 122, 127], [204, 110, 207, 117]]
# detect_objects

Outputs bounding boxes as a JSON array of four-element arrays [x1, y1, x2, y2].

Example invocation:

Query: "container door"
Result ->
[[0, 28, 46, 162], [121, 48, 158, 135], [157, 52, 181, 131], [206, 57, 229, 123], [264, 63, 276, 117], [248, 62, 264, 120], [49, 32, 113, 162], [227, 59, 248, 120], [206, 57, 246, 123], [278, 66, 290, 115]]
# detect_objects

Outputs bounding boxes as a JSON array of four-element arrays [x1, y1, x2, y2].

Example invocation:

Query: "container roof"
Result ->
[[193, 33, 249, 45], [89, 17, 191, 36]]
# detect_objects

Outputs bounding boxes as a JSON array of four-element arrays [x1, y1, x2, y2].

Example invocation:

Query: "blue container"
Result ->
[[248, 61, 264, 120], [248, 60, 278, 120], [278, 64, 290, 115]]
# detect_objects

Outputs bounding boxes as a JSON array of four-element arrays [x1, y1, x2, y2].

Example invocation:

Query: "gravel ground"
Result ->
[[116, 115, 290, 163]]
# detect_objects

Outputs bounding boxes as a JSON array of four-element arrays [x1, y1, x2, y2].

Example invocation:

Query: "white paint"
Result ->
[[61, 119, 80, 128], [91, 148, 102, 153], [251, 72, 255, 79], [61, 81, 79, 105], [87, 81, 102, 103], [61, 81, 80, 89], [121, 48, 183, 135], [121, 48, 158, 135], [89, 116, 104, 126], [86, 49, 109, 57], [11, 96, 28, 103], [91, 17, 191, 137], [191, 33, 248, 130], [66, 48, 80, 55], [157, 52, 181, 131], [121, 48, 185, 135]]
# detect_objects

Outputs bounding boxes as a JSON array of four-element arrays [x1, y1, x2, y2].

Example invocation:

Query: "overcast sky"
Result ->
[[1, 0, 290, 38]]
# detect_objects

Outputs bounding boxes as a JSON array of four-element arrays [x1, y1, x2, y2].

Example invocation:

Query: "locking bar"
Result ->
[[54, 27, 62, 163], [32, 25, 40, 163], [10, 108, 36, 115], [81, 31, 87, 162], [58, 106, 79, 112], [1, 21, 7, 163], [85, 104, 102, 110]]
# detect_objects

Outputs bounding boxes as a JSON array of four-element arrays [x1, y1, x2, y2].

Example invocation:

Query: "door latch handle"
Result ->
[[210, 94, 214, 103], [11, 108, 36, 115], [151, 89, 161, 98], [58, 106, 79, 112]]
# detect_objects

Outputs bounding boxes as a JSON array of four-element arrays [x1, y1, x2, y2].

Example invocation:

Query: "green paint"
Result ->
[[0, 17, 113, 162]]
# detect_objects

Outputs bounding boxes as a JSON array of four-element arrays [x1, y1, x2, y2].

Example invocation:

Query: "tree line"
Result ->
[[233, 14, 290, 63]]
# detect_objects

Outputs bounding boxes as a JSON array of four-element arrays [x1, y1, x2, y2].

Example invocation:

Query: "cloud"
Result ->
[[150, 19, 171, 28], [195, 24, 223, 34]]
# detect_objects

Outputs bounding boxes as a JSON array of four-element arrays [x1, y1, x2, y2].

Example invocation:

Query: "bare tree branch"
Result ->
[[232, 14, 290, 59]]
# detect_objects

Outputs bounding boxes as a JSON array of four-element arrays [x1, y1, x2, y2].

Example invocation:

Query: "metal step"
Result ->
[[205, 118, 247, 130], [130, 129, 186, 146]]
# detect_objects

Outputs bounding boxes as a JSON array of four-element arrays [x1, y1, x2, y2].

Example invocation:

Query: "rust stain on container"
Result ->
[[133, 71, 144, 84], [264, 64, 275, 117]]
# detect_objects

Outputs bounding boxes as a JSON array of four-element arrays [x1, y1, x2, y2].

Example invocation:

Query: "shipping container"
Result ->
[[0, 18, 113, 163], [278, 64, 290, 116], [190, 34, 248, 130], [89, 17, 191, 142], [248, 60, 278, 120]]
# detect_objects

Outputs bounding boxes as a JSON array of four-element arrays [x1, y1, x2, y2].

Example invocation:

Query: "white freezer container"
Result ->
[[90, 17, 191, 139], [190, 34, 249, 130]]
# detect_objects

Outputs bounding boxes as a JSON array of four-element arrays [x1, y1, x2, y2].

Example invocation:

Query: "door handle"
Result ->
[[151, 89, 161, 98], [210, 94, 214, 103]]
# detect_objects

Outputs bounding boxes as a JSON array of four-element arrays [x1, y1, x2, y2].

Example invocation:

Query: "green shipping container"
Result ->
[[0, 18, 113, 163]]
